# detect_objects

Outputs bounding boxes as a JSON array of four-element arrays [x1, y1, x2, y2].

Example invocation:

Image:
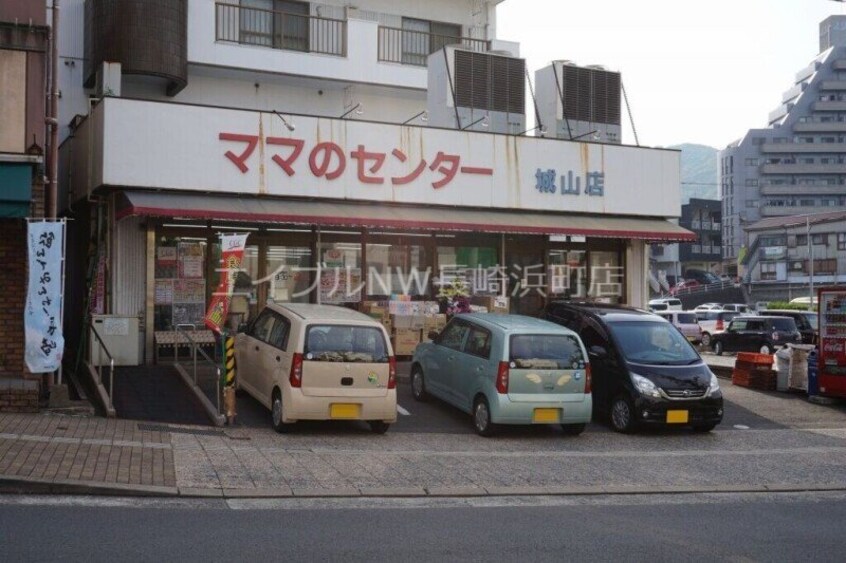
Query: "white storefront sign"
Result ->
[[92, 98, 681, 218], [25, 221, 65, 373]]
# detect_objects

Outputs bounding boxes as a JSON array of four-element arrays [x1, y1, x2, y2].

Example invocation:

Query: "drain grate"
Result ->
[[137, 423, 225, 436]]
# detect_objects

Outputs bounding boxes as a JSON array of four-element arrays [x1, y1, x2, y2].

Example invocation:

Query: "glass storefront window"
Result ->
[[154, 238, 208, 331], [318, 242, 362, 304], [437, 246, 498, 294], [549, 249, 587, 299], [366, 244, 429, 297], [588, 250, 622, 303], [267, 245, 313, 304]]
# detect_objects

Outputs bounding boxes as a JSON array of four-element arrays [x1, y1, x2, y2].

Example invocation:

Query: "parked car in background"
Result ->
[[669, 279, 701, 296], [757, 310, 819, 345], [684, 269, 721, 285], [234, 303, 397, 434], [696, 310, 742, 347], [710, 316, 802, 356], [411, 314, 592, 437], [649, 298, 683, 312], [543, 302, 723, 433], [657, 311, 702, 344], [754, 301, 769, 313], [694, 303, 722, 312], [721, 303, 750, 313]]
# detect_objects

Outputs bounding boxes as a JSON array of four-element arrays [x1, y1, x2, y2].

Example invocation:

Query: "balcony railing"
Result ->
[[216, 3, 346, 57], [691, 221, 701, 230], [377, 26, 489, 66]]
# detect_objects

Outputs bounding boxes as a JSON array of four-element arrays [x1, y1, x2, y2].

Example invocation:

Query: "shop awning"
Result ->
[[115, 191, 695, 242]]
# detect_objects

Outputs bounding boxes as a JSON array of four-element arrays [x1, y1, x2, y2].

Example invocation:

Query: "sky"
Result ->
[[496, 0, 846, 149]]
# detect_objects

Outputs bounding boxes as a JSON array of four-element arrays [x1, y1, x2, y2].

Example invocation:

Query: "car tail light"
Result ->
[[584, 364, 592, 394], [289, 353, 303, 388], [716, 318, 724, 331], [772, 331, 779, 341], [496, 361, 509, 394], [388, 356, 397, 390]]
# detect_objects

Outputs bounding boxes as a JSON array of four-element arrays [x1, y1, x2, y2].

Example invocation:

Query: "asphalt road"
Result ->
[[3, 492, 845, 562], [233, 377, 783, 435]]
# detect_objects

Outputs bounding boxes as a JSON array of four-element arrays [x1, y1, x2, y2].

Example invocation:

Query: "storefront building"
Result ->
[[57, 0, 693, 366]]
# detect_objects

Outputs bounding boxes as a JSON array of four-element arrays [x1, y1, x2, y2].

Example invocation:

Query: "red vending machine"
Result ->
[[818, 287, 846, 398]]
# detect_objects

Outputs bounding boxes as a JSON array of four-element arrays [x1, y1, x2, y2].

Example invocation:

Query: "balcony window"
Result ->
[[237, 0, 309, 50], [838, 233, 846, 251], [814, 259, 837, 275], [400, 18, 462, 65], [217, 1, 345, 56], [761, 262, 777, 281], [812, 234, 828, 246]]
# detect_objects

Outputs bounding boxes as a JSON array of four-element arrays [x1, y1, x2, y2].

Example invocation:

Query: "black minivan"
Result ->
[[543, 302, 723, 433]]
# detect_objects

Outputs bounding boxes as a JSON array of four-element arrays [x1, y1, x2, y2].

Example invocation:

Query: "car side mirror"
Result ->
[[427, 330, 440, 341], [588, 345, 608, 359]]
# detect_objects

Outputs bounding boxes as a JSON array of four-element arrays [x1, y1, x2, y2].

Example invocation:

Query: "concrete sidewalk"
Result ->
[[2, 382, 846, 499]]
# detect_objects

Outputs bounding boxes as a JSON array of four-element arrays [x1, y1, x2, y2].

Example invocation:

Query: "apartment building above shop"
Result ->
[[59, 0, 512, 138]]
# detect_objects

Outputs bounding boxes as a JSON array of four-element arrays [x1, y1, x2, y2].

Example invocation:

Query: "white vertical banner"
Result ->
[[25, 220, 66, 373]]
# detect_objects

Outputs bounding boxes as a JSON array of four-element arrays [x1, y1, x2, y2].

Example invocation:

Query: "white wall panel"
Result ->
[[96, 97, 682, 218]]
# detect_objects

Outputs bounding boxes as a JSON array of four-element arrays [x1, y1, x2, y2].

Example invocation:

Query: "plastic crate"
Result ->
[[736, 352, 774, 366]]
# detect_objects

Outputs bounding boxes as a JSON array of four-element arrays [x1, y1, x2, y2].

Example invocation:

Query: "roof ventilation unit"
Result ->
[[535, 61, 622, 144], [427, 45, 526, 134]]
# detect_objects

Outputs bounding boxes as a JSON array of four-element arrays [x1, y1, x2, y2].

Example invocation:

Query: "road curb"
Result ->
[[3, 474, 846, 499], [0, 474, 178, 497]]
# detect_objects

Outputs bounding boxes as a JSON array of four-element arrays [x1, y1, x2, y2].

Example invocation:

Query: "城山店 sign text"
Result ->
[[535, 169, 605, 197]]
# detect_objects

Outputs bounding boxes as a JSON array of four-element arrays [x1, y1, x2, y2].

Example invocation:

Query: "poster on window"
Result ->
[[178, 242, 205, 278], [320, 268, 362, 304], [173, 279, 206, 303], [24, 220, 65, 373]]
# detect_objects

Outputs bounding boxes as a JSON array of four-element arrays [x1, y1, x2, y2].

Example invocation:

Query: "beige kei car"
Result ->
[[234, 303, 397, 434]]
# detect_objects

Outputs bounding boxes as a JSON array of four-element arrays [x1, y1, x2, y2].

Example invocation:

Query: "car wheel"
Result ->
[[714, 341, 724, 356], [759, 344, 772, 355], [609, 395, 636, 433], [410, 366, 429, 402], [693, 423, 717, 433], [271, 390, 291, 434], [472, 396, 497, 437], [701, 333, 711, 347], [368, 421, 390, 434], [560, 423, 586, 436]]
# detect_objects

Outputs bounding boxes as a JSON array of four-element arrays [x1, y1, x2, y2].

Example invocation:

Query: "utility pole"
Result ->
[[807, 216, 814, 311], [47, 0, 60, 219]]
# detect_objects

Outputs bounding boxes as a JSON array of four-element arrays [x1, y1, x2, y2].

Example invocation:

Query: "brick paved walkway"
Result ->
[[0, 413, 175, 488], [2, 381, 846, 497]]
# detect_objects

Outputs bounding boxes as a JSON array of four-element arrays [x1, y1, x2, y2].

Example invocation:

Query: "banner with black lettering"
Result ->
[[25, 220, 65, 373]]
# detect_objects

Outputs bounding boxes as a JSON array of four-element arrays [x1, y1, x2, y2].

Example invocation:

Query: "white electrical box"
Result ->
[[89, 315, 142, 367]]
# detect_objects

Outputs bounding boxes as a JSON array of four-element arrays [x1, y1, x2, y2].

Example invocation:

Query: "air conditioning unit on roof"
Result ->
[[427, 45, 526, 135], [535, 61, 622, 144]]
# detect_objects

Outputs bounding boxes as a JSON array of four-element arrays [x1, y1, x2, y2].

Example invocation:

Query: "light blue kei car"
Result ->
[[410, 314, 593, 436]]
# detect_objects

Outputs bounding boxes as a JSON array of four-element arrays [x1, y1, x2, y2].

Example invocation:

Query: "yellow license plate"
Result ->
[[666, 410, 689, 424], [533, 408, 560, 423], [330, 403, 361, 419]]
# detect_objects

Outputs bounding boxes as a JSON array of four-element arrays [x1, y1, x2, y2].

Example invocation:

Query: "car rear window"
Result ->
[[770, 318, 797, 332], [651, 303, 668, 311], [676, 313, 697, 324], [509, 334, 585, 369], [304, 325, 389, 362]]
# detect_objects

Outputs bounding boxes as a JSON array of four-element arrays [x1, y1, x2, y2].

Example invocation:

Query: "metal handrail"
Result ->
[[215, 2, 346, 56], [377, 26, 489, 65], [174, 324, 222, 415], [89, 322, 115, 411]]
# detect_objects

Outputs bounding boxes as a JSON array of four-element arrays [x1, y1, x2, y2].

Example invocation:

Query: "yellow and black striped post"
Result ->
[[224, 336, 236, 388], [223, 335, 237, 425]]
